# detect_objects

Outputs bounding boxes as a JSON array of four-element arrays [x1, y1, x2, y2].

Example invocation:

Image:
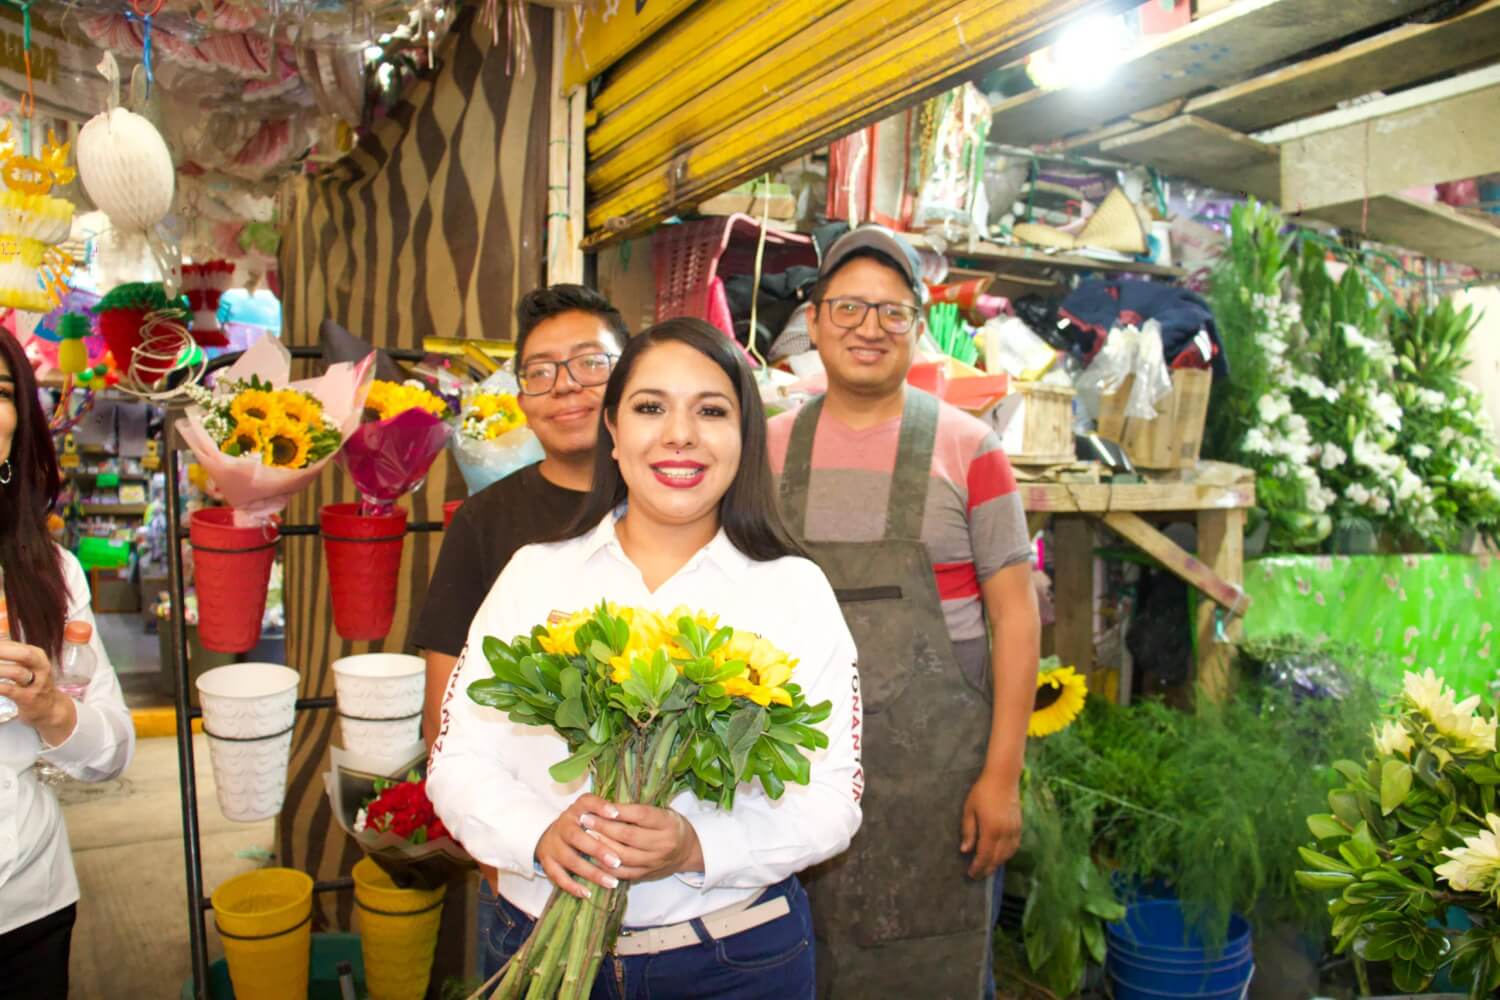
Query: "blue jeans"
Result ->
[[481, 876, 815, 1000], [983, 868, 1005, 1000]]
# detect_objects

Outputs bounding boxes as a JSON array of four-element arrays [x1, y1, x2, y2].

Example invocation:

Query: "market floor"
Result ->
[[60, 732, 274, 999]]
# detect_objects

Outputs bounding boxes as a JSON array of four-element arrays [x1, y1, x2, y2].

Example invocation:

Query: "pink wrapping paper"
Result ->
[[178, 336, 373, 524], [337, 408, 451, 513]]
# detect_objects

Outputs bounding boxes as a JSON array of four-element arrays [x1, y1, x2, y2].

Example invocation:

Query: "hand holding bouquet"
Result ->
[[467, 604, 831, 1000]]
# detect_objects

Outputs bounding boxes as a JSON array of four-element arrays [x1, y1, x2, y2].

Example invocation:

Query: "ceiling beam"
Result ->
[[1184, 0, 1500, 133], [988, 0, 1436, 145]]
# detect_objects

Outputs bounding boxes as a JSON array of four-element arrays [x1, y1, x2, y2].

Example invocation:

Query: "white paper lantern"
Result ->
[[76, 108, 174, 232]]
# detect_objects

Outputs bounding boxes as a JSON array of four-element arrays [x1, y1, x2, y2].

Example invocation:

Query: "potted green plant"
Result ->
[[1297, 669, 1500, 997]]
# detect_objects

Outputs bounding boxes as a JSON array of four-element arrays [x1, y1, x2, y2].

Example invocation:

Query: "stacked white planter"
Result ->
[[332, 654, 425, 759], [196, 663, 299, 822]]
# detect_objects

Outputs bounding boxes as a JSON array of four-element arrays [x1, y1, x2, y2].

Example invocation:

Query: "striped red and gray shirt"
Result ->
[[768, 397, 1030, 686]]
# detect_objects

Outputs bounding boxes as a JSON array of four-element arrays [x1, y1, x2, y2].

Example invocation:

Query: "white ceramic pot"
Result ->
[[332, 653, 424, 722], [196, 663, 299, 739], [205, 729, 294, 822], [195, 663, 299, 823], [339, 716, 423, 760]]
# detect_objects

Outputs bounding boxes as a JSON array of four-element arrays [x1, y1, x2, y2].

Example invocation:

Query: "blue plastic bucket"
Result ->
[[1107, 899, 1254, 998], [1108, 970, 1252, 1000], [1109, 949, 1253, 995], [1107, 899, 1252, 960]]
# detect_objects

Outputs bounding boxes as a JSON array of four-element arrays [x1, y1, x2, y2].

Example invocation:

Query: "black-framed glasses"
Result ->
[[516, 352, 617, 395], [818, 297, 921, 335]]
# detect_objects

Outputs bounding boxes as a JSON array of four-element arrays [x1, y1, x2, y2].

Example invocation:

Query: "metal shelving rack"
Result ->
[[165, 345, 441, 999]]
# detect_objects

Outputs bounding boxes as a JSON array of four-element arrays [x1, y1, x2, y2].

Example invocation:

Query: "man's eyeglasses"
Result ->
[[818, 297, 921, 335], [516, 352, 617, 395]]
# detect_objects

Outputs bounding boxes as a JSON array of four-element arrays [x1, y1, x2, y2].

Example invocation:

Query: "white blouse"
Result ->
[[428, 513, 863, 928], [0, 547, 135, 935]]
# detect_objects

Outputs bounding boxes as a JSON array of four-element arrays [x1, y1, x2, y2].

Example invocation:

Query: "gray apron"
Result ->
[[780, 389, 994, 1000]]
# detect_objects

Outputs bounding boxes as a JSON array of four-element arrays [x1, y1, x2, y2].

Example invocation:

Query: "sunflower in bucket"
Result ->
[[1029, 657, 1088, 738]]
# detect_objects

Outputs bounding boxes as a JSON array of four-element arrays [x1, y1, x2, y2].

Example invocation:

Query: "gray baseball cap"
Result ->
[[818, 225, 928, 303]]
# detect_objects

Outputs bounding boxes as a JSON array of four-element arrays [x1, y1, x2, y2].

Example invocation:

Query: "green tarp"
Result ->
[[1243, 554, 1499, 697]]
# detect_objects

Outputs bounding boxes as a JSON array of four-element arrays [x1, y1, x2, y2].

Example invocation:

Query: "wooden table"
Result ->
[[1021, 478, 1257, 701]]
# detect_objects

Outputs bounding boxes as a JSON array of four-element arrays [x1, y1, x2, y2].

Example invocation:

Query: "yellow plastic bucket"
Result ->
[[211, 867, 314, 1000], [353, 857, 447, 1000]]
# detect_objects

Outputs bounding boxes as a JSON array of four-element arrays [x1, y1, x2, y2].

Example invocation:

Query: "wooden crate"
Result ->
[[1097, 368, 1211, 469], [993, 382, 1077, 466]]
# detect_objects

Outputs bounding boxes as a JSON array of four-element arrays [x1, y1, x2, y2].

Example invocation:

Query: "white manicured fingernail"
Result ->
[[604, 805, 620, 819], [580, 814, 595, 829], [606, 854, 622, 868], [603, 875, 619, 888]]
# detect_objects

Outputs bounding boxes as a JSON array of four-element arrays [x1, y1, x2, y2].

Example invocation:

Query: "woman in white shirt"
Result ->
[[429, 318, 861, 998], [0, 331, 135, 998]]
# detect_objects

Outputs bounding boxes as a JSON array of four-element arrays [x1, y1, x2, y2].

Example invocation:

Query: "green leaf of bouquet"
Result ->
[[725, 706, 767, 781], [759, 770, 786, 800], [1381, 759, 1414, 815], [589, 640, 615, 664], [1296, 870, 1356, 891], [549, 742, 604, 784], [801, 699, 833, 726], [556, 697, 588, 732], [707, 627, 733, 654], [1307, 814, 1348, 841], [1329, 789, 1364, 828], [1298, 845, 1355, 874], [411, 827, 428, 845], [468, 678, 516, 709], [1332, 759, 1365, 786], [714, 659, 747, 681], [1468, 765, 1500, 785], [559, 667, 583, 700]]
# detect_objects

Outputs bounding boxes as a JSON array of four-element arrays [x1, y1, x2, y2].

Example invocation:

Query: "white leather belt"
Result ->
[[611, 894, 791, 957]]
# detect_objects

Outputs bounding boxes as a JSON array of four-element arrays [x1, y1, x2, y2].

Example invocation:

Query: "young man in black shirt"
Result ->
[[412, 285, 628, 740]]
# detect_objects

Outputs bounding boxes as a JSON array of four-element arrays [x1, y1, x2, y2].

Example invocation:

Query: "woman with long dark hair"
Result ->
[[429, 319, 861, 998], [0, 329, 134, 997]]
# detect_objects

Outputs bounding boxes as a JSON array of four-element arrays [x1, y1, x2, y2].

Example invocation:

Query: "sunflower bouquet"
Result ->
[[337, 377, 455, 514], [448, 370, 543, 495], [179, 335, 373, 521], [467, 604, 831, 1000]]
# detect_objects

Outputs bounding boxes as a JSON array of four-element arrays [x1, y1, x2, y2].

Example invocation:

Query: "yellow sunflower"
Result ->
[[362, 381, 400, 423], [278, 391, 323, 427], [714, 630, 795, 706], [260, 416, 313, 469], [1030, 663, 1087, 738], [222, 418, 264, 457], [231, 388, 283, 424]]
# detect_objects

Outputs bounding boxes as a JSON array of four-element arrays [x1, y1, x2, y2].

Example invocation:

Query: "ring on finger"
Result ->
[[22, 667, 34, 688]]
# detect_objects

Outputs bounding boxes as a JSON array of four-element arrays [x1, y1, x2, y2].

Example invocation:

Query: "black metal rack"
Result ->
[[166, 345, 442, 998]]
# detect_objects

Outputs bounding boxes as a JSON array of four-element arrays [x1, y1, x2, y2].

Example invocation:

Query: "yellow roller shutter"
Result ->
[[581, 0, 1113, 246]]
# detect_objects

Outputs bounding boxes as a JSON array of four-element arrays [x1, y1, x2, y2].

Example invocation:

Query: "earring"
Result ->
[[0, 460, 10, 485]]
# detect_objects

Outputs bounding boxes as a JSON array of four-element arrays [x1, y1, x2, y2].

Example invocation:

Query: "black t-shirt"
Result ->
[[411, 464, 588, 656]]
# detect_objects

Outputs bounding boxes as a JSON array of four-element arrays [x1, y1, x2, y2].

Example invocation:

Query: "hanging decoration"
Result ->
[[76, 52, 180, 292], [0, 126, 77, 312], [181, 259, 234, 346], [91, 280, 188, 376], [121, 308, 205, 399]]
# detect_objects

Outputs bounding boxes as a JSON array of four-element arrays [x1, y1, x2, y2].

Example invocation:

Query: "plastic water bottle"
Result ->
[[0, 599, 17, 724], [56, 621, 96, 701]]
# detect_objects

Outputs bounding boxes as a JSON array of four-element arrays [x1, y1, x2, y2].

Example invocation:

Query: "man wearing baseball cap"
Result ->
[[768, 225, 1039, 998]]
